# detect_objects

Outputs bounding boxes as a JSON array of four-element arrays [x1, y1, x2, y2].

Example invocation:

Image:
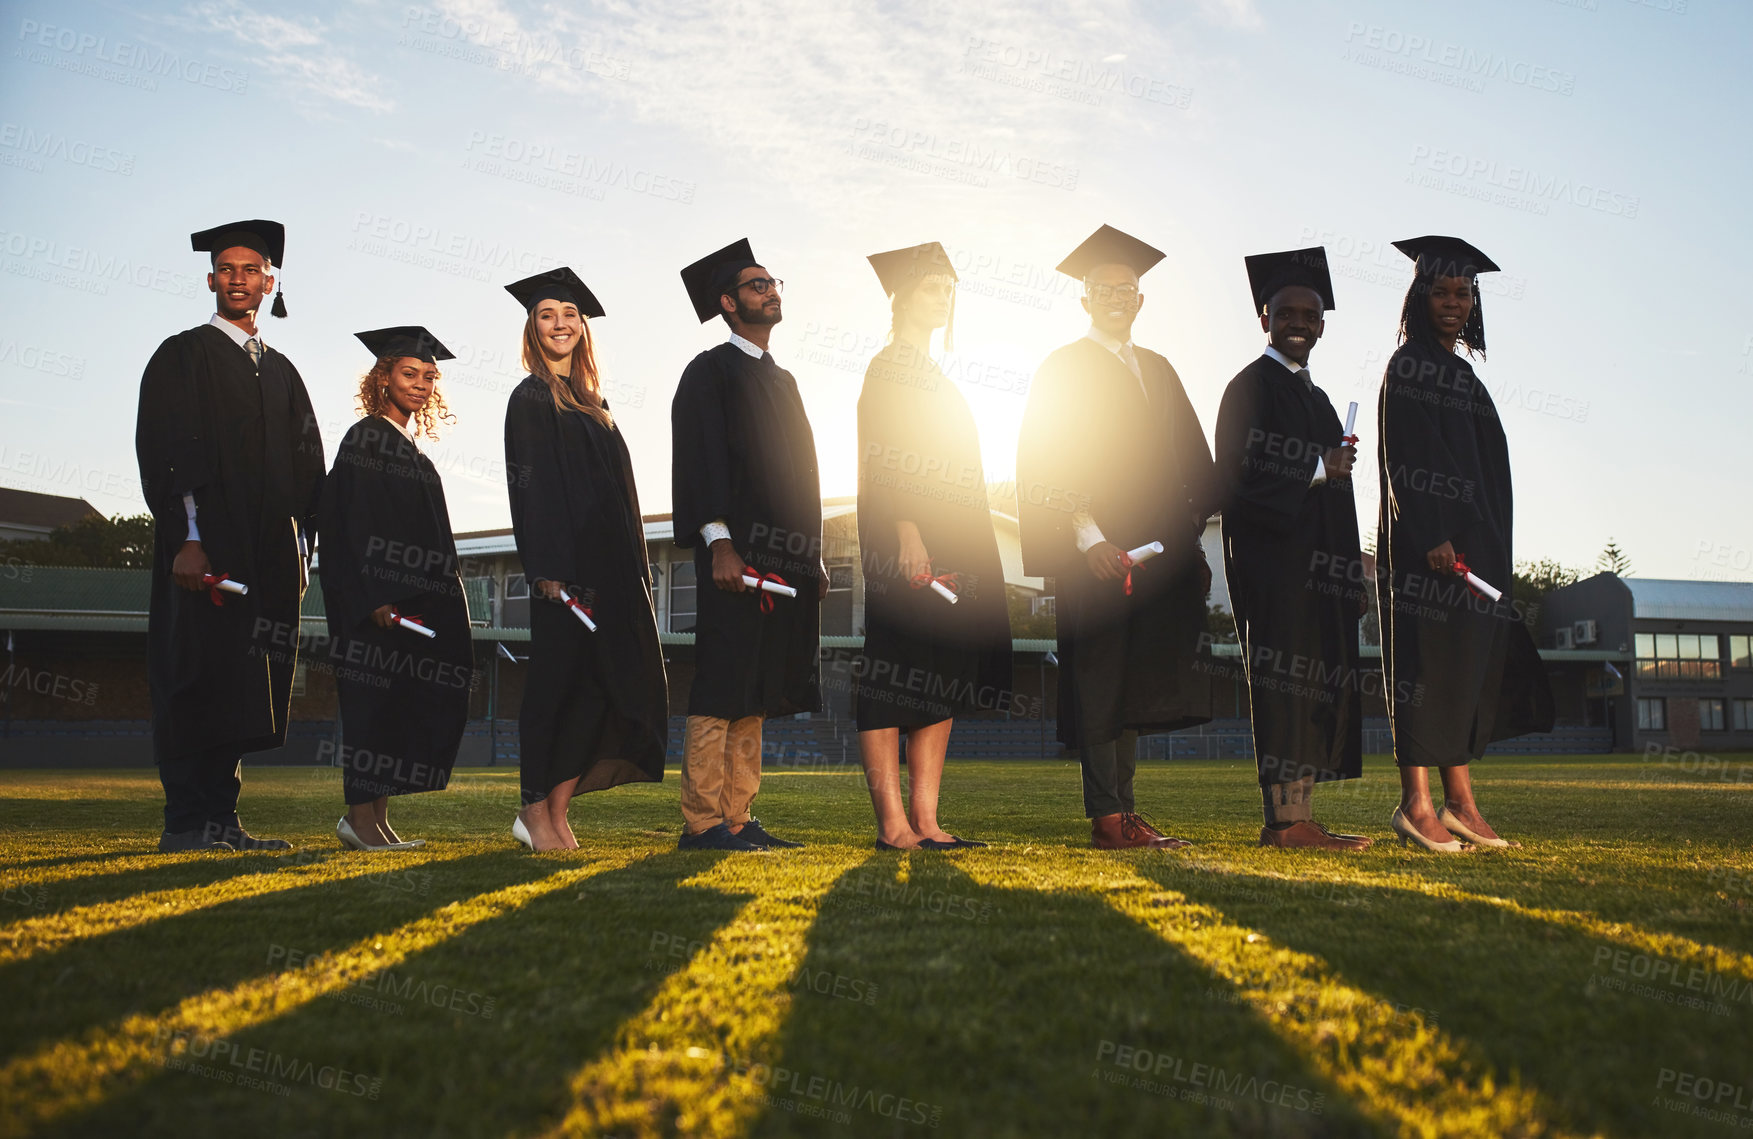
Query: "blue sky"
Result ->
[[2, 0, 1748, 580]]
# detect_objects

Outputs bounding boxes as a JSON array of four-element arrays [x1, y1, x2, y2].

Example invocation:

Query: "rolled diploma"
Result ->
[[1124, 541, 1165, 565], [1463, 571, 1503, 603], [741, 575, 799, 598], [212, 578, 248, 596], [929, 579, 959, 604], [1343, 402, 1358, 437], [395, 615, 437, 639], [557, 589, 598, 631]]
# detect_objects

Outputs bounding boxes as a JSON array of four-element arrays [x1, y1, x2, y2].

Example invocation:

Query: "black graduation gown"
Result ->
[[1017, 338, 1216, 748], [855, 341, 1014, 729], [317, 417, 474, 801], [505, 377, 668, 797], [135, 323, 324, 761], [1376, 338, 1553, 766], [1215, 355, 1364, 787], [671, 343, 822, 720]]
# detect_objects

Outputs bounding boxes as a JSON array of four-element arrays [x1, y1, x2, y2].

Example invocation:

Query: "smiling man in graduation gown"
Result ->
[[670, 238, 825, 852], [1215, 247, 1370, 851], [135, 219, 324, 852], [1017, 225, 1216, 850]]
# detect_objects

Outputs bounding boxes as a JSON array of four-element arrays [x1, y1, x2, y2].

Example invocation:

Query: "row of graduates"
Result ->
[[135, 218, 1548, 855]]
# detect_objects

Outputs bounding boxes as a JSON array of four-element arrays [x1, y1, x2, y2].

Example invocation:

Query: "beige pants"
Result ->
[[680, 714, 764, 835]]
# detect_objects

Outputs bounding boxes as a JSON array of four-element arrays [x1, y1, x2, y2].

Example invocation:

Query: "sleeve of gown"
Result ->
[[283, 360, 326, 547], [1214, 370, 1313, 533], [1016, 352, 1085, 576], [322, 433, 404, 627], [1379, 350, 1484, 558], [1159, 359, 1218, 521], [670, 355, 733, 549], [505, 386, 578, 587], [135, 334, 214, 527]]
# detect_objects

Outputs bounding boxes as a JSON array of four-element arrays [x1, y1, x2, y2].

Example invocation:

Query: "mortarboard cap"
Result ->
[[1057, 224, 1165, 281], [1393, 235, 1500, 278], [191, 219, 289, 317], [681, 237, 760, 323], [354, 325, 454, 364], [504, 266, 605, 318], [867, 242, 957, 296], [1244, 246, 1335, 313]]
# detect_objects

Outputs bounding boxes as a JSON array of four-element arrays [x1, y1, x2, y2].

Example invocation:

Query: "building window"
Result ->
[[504, 573, 530, 600], [1699, 698, 1726, 732], [1032, 596, 1056, 617], [1634, 632, 1722, 680], [668, 560, 697, 633], [1636, 697, 1665, 731], [1734, 699, 1753, 732], [1731, 635, 1752, 670]]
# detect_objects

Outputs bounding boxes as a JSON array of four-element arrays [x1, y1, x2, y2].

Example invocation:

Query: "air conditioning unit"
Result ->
[[1554, 627, 1574, 650], [1573, 619, 1598, 645]]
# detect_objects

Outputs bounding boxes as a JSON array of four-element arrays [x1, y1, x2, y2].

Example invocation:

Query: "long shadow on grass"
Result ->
[[756, 854, 1378, 1139], [54, 851, 749, 1138], [1135, 859, 1749, 1139], [0, 848, 559, 1065]]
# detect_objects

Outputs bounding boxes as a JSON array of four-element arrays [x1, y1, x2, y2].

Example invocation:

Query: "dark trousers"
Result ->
[[1261, 775, 1315, 824], [1080, 730, 1139, 818], [159, 745, 244, 835]]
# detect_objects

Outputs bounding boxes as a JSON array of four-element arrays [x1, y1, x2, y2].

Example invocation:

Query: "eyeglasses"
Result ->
[[1086, 285, 1139, 304], [738, 277, 784, 297]]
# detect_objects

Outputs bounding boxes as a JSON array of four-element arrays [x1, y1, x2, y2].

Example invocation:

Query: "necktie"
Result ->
[[1295, 367, 1312, 391], [245, 338, 263, 369], [1117, 342, 1142, 382]]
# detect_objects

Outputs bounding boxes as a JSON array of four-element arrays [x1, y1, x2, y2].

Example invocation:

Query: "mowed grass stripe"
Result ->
[[960, 855, 1574, 1139], [0, 857, 636, 1139], [550, 853, 852, 1138], [0, 850, 479, 965]]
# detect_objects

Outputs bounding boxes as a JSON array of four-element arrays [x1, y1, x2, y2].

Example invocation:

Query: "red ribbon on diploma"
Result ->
[[563, 593, 594, 622], [389, 608, 428, 631], [200, 573, 233, 607], [909, 569, 959, 593], [1451, 554, 1488, 601], [1341, 433, 1359, 446], [1117, 552, 1137, 596], [743, 565, 790, 613]]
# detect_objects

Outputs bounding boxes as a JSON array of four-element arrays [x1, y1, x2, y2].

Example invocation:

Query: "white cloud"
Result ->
[[176, 1, 395, 112]]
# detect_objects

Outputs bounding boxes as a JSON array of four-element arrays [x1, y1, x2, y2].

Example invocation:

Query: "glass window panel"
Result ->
[[1735, 700, 1753, 732], [1700, 699, 1725, 731], [1656, 634, 1678, 659], [668, 560, 697, 633], [1678, 634, 1700, 659], [504, 573, 530, 600], [1636, 633, 1655, 659], [1699, 634, 1720, 660], [1731, 635, 1752, 669]]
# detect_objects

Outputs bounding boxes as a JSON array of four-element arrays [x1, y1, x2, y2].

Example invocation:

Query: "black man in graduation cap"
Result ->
[[1017, 224, 1216, 851], [670, 238, 824, 852], [1215, 247, 1370, 850], [1377, 235, 1552, 852], [135, 219, 324, 852], [502, 267, 667, 852], [318, 326, 474, 851]]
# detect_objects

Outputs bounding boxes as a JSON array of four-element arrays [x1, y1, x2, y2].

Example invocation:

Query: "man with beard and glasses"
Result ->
[[670, 238, 827, 852]]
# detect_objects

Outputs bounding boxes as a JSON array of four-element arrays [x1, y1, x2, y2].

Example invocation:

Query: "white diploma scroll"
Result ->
[[205, 576, 248, 596], [741, 575, 799, 599], [929, 579, 959, 604], [394, 614, 437, 639], [1124, 541, 1165, 566], [557, 588, 598, 632], [1343, 402, 1358, 438], [1463, 571, 1503, 603]]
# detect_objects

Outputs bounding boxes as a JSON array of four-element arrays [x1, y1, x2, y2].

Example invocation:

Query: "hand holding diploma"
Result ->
[[1124, 541, 1164, 566], [557, 588, 598, 631]]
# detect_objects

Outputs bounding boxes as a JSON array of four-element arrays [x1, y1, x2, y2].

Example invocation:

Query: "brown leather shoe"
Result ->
[[1092, 813, 1191, 850], [1259, 820, 1370, 851]]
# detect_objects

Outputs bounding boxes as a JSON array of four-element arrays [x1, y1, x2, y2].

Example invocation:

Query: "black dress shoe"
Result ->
[[915, 837, 959, 851], [737, 817, 803, 849], [677, 823, 765, 852], [204, 824, 292, 851], [159, 830, 235, 853]]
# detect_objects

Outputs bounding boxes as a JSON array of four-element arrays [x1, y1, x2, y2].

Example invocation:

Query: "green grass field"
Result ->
[[1, 753, 1750, 1138]]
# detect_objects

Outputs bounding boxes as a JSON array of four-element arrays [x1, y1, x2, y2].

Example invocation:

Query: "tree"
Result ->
[[1514, 558, 1581, 630], [1007, 584, 1055, 638], [1596, 539, 1634, 577], [0, 513, 154, 568]]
